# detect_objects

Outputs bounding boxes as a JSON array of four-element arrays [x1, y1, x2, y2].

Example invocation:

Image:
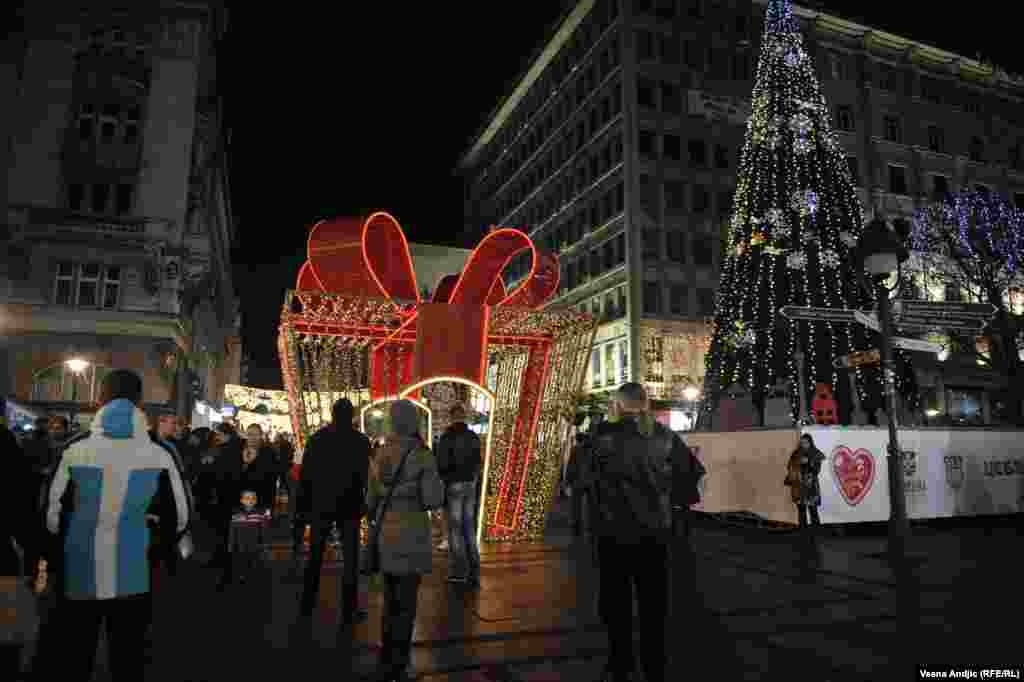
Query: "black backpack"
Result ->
[[584, 422, 671, 541]]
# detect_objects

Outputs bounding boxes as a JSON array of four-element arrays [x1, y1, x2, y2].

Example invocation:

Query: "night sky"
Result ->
[[225, 2, 1022, 389]]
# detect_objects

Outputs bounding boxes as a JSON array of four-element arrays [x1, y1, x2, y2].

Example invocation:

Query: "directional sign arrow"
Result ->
[[833, 349, 881, 369], [891, 337, 943, 353], [893, 300, 997, 318], [893, 315, 987, 331], [853, 310, 880, 332], [779, 306, 858, 323]]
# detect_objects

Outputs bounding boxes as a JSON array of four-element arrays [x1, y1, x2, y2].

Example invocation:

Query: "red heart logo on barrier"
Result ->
[[831, 446, 875, 506]]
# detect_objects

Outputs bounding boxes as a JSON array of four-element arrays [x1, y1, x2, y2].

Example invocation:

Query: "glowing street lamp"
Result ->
[[65, 357, 90, 374], [683, 386, 701, 402]]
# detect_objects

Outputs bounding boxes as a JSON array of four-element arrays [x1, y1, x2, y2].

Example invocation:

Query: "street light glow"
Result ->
[[925, 409, 940, 417], [938, 349, 949, 362], [683, 386, 701, 401], [65, 357, 90, 374]]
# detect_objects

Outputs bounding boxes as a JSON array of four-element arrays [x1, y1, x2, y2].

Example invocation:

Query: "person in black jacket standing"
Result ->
[[575, 382, 693, 682], [436, 404, 482, 586], [298, 398, 370, 623]]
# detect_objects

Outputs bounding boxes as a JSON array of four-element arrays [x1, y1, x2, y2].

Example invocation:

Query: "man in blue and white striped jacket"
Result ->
[[43, 369, 189, 680]]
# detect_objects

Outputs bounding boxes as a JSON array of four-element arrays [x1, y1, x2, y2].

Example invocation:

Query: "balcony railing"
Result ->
[[9, 205, 168, 239]]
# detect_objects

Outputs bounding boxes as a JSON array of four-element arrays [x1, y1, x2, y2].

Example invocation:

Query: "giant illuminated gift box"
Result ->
[[278, 213, 597, 542]]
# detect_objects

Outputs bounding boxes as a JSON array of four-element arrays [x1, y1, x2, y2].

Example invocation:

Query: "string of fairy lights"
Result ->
[[702, 0, 917, 423]]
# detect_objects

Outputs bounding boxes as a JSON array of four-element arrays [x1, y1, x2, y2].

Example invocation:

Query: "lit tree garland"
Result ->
[[700, 0, 901, 424], [912, 189, 1024, 416]]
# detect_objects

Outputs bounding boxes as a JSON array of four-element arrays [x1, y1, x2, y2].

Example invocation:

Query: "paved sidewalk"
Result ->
[[22, 511, 1022, 681]]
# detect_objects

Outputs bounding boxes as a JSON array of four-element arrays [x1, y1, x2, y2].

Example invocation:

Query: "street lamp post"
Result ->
[[853, 218, 911, 559]]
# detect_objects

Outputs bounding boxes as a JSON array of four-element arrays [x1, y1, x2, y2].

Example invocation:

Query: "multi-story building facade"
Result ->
[[457, 0, 1024, 426], [0, 1, 240, 428]]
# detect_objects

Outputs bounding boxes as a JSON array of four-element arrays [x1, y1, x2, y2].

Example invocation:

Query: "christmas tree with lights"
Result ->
[[699, 0, 914, 426]]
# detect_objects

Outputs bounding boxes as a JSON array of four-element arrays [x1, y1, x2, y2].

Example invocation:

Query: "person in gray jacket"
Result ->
[[365, 400, 444, 682]]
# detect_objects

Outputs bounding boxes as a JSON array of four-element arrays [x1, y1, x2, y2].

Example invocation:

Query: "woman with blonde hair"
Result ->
[[365, 400, 444, 682]]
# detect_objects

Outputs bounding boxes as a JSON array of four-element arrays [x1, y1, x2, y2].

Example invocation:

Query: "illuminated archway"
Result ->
[[400, 376, 495, 547], [359, 396, 432, 443]]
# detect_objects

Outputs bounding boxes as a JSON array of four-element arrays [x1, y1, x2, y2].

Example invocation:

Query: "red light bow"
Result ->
[[295, 212, 560, 398]]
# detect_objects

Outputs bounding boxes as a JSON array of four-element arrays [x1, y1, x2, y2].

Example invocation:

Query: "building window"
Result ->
[[661, 81, 681, 113], [636, 30, 656, 61], [846, 156, 860, 185], [662, 134, 681, 162], [643, 281, 662, 315], [91, 183, 110, 213], [54, 262, 74, 305], [714, 144, 729, 169], [693, 185, 709, 213], [67, 183, 85, 211], [693, 236, 713, 265], [659, 35, 680, 64], [638, 130, 656, 159], [969, 136, 985, 162], [592, 349, 602, 387], [605, 344, 616, 385], [883, 115, 902, 143], [933, 174, 950, 200], [638, 78, 656, 108], [619, 339, 630, 382], [688, 139, 706, 166], [670, 284, 688, 315], [888, 165, 908, 195], [124, 106, 140, 144], [654, 0, 676, 20], [697, 288, 716, 316], [115, 184, 134, 215], [53, 262, 121, 309], [77, 104, 95, 141], [718, 191, 733, 215], [643, 228, 661, 260], [927, 125, 945, 153], [835, 105, 855, 132], [667, 231, 686, 262], [664, 180, 686, 214]]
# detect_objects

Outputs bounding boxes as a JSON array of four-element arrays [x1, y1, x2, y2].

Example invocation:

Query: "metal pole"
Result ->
[[794, 349, 809, 424], [875, 281, 909, 557]]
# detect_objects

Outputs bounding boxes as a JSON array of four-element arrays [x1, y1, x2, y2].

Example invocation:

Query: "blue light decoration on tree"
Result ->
[[699, 0, 916, 426]]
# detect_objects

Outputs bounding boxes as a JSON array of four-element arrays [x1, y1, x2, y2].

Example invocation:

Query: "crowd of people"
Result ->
[[2, 370, 720, 682]]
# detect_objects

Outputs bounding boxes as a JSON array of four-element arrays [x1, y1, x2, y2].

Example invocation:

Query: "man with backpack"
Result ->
[[576, 382, 698, 682]]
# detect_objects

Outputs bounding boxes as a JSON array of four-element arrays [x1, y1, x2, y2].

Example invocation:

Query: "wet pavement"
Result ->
[[21, 505, 1022, 681]]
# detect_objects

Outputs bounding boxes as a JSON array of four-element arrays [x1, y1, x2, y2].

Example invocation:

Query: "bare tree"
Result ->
[[911, 190, 1024, 422]]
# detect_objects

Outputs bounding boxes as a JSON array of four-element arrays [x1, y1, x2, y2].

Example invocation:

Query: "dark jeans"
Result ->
[[571, 489, 588, 535], [596, 535, 668, 682], [301, 516, 359, 616], [445, 479, 480, 579], [1, 644, 22, 679], [42, 594, 150, 681], [380, 574, 422, 672], [797, 504, 821, 528]]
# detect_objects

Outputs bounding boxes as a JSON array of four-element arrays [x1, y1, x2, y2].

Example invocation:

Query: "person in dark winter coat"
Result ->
[[366, 400, 445, 682], [785, 433, 825, 529], [213, 424, 280, 588], [298, 399, 371, 621], [574, 382, 686, 682], [564, 433, 591, 536], [436, 404, 482, 585]]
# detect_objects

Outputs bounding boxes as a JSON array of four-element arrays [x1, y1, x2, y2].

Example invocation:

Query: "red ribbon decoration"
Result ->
[[295, 213, 560, 399]]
